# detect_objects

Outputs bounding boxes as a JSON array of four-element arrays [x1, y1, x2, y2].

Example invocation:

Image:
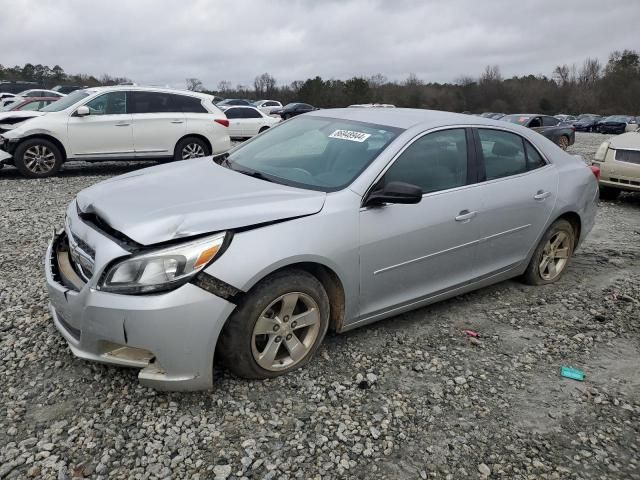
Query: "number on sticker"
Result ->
[[328, 130, 371, 142]]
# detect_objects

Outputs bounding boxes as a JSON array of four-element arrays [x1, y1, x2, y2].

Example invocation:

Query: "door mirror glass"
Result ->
[[366, 181, 422, 207], [75, 105, 90, 117]]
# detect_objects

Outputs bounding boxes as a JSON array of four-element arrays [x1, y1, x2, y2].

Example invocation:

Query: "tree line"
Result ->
[[3, 49, 639, 115]]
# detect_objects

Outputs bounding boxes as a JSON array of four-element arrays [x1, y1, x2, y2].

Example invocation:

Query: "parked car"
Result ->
[[44, 108, 598, 390], [573, 115, 602, 132], [596, 115, 635, 134], [0, 86, 231, 177], [252, 100, 283, 115], [348, 104, 396, 108], [592, 131, 640, 199], [272, 102, 318, 119], [0, 96, 59, 112], [502, 114, 575, 150], [216, 99, 253, 107], [625, 116, 639, 133], [0, 92, 18, 105], [17, 89, 65, 99], [0, 80, 41, 94], [555, 114, 577, 123], [52, 85, 85, 94], [220, 106, 280, 138]]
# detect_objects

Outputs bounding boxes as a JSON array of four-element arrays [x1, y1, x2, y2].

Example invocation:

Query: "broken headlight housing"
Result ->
[[98, 232, 226, 294]]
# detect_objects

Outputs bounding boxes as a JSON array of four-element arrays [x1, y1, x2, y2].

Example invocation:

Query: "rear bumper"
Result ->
[[45, 232, 236, 390]]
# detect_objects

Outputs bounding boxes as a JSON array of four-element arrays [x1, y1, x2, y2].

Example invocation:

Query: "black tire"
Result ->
[[282, 113, 290, 120], [258, 126, 270, 133], [217, 269, 330, 379], [174, 136, 210, 161], [599, 186, 620, 200], [14, 138, 63, 178], [522, 219, 575, 286]]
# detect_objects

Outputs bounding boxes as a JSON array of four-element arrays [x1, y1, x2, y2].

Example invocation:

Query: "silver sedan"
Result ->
[[45, 109, 599, 390]]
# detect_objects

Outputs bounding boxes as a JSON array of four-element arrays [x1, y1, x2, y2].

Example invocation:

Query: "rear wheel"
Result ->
[[174, 137, 210, 161], [217, 269, 330, 379], [14, 138, 63, 178], [599, 186, 620, 200], [557, 135, 570, 150], [522, 219, 575, 285]]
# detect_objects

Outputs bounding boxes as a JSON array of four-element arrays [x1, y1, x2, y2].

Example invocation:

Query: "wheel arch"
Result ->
[[556, 211, 581, 244], [14, 134, 67, 161], [174, 134, 212, 156], [242, 261, 347, 333]]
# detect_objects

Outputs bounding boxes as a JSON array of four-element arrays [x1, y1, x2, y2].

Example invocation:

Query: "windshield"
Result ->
[[225, 116, 402, 192], [0, 100, 20, 111], [502, 115, 531, 125], [40, 90, 90, 112]]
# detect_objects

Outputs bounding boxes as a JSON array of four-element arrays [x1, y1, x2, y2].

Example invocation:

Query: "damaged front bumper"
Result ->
[[0, 137, 12, 164], [45, 230, 236, 391]]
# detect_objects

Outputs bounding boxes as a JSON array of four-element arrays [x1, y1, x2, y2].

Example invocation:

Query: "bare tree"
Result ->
[[553, 65, 570, 86], [480, 65, 502, 84], [185, 78, 204, 91], [254, 72, 277, 97], [578, 58, 601, 85], [217, 80, 231, 93]]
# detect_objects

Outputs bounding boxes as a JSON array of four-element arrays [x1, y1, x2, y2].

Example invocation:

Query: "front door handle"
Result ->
[[534, 190, 551, 200], [115, 123, 130, 127], [170, 120, 184, 124], [455, 210, 477, 222]]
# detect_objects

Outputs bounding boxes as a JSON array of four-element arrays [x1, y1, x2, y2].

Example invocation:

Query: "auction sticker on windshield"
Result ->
[[329, 130, 371, 142]]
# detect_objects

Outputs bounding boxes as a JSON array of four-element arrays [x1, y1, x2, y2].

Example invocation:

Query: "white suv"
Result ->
[[0, 86, 231, 177]]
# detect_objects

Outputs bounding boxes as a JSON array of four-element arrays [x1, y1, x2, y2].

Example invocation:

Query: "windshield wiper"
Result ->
[[233, 169, 275, 183]]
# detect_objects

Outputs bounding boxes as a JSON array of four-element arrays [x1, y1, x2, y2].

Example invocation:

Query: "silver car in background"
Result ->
[[45, 109, 599, 390]]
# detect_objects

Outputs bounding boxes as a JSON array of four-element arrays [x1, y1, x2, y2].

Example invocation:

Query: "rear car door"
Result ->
[[129, 91, 186, 157], [67, 91, 134, 157], [359, 128, 485, 319], [471, 128, 558, 277], [224, 107, 244, 137], [242, 107, 264, 136]]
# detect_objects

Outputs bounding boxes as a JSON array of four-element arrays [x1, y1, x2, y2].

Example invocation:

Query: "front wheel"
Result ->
[[174, 137, 210, 161], [522, 219, 575, 286], [217, 269, 330, 379], [14, 138, 63, 178]]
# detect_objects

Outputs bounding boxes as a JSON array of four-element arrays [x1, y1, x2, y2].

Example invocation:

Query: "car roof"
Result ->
[[305, 108, 521, 130], [85, 85, 215, 101]]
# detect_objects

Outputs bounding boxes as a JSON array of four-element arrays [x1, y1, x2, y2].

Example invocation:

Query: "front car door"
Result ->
[[67, 91, 134, 158], [129, 91, 186, 157], [359, 127, 485, 321], [471, 127, 558, 277]]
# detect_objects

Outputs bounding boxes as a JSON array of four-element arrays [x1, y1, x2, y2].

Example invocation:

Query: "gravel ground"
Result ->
[[0, 133, 639, 479]]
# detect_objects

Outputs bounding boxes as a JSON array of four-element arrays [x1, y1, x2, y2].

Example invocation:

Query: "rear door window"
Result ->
[[477, 129, 546, 180], [129, 91, 171, 114], [542, 116, 560, 126]]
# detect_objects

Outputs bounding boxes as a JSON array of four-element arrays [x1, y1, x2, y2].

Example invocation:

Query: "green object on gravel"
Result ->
[[560, 366, 585, 381]]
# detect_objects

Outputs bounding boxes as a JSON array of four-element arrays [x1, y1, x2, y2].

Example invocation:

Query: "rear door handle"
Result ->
[[115, 123, 130, 127], [455, 210, 477, 222], [170, 120, 184, 124], [534, 190, 551, 200]]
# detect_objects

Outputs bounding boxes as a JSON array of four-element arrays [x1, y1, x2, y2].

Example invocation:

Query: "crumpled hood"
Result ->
[[0, 110, 46, 123], [76, 158, 327, 245]]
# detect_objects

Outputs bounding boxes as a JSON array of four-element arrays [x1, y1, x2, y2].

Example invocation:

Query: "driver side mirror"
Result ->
[[365, 181, 423, 207], [75, 105, 90, 117]]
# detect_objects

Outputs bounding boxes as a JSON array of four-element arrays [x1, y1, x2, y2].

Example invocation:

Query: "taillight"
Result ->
[[215, 119, 229, 127], [590, 165, 600, 180]]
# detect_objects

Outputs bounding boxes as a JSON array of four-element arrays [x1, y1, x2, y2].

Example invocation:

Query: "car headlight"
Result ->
[[98, 232, 227, 294], [594, 141, 609, 161]]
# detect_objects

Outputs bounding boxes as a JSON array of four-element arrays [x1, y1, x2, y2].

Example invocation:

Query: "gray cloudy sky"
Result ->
[[1, 0, 638, 89]]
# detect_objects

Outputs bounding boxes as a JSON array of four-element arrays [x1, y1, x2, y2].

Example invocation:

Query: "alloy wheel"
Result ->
[[24, 145, 56, 174], [558, 136, 569, 150], [251, 292, 321, 371], [181, 143, 205, 159], [539, 231, 571, 280]]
